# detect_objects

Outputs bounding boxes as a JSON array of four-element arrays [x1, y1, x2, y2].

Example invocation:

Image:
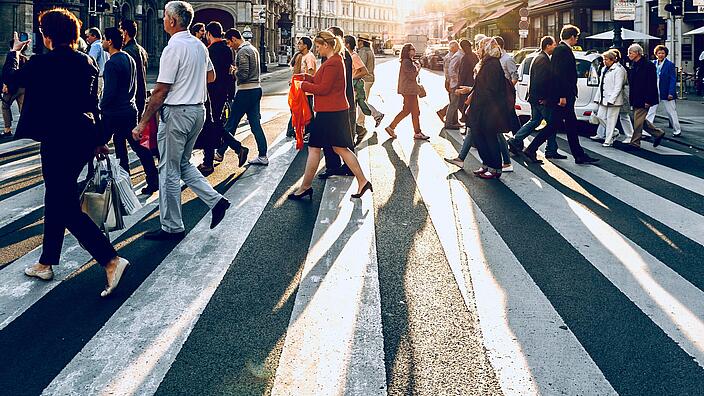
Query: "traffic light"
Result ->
[[664, 0, 683, 16], [96, 0, 110, 13]]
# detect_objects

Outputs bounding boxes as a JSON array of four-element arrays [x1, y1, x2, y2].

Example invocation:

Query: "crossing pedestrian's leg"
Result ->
[[662, 100, 681, 135], [645, 103, 658, 124], [245, 88, 268, 157]]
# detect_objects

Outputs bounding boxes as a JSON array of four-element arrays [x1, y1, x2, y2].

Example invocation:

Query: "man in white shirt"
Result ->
[[132, 0, 230, 240], [86, 27, 109, 97]]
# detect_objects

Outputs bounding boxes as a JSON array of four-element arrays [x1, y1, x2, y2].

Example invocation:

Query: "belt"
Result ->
[[163, 103, 204, 107]]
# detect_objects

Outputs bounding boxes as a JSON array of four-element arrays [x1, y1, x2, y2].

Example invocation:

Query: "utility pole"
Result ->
[[352, 0, 356, 35]]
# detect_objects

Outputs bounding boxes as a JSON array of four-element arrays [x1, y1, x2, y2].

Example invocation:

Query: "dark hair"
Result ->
[[344, 35, 356, 50], [654, 44, 669, 56], [120, 19, 137, 39], [299, 36, 312, 50], [459, 38, 472, 53], [206, 21, 223, 38], [225, 28, 242, 40], [494, 36, 505, 49], [87, 27, 101, 40], [189, 22, 204, 36], [361, 40, 370, 48], [39, 8, 82, 48], [399, 43, 415, 60], [104, 27, 123, 49], [328, 26, 344, 38], [560, 24, 580, 40], [540, 35, 555, 50]]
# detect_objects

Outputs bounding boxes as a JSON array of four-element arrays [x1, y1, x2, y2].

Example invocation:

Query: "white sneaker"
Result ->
[[24, 265, 54, 281], [673, 131, 682, 137], [589, 135, 604, 141], [602, 142, 613, 147], [214, 152, 224, 163], [502, 164, 514, 172], [248, 156, 269, 166]]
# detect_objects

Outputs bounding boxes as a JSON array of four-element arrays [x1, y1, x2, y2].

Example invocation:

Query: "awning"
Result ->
[[451, 21, 468, 35], [475, 3, 522, 26], [469, 12, 492, 28]]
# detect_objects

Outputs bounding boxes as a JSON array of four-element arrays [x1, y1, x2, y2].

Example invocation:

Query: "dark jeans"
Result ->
[[218, 88, 267, 158], [323, 107, 355, 170], [526, 100, 585, 158], [203, 94, 228, 167], [105, 111, 159, 188], [513, 102, 558, 155], [389, 94, 421, 133], [39, 143, 117, 266], [473, 131, 502, 170]]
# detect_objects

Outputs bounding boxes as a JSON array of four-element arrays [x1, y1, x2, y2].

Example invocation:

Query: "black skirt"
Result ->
[[307, 110, 353, 149]]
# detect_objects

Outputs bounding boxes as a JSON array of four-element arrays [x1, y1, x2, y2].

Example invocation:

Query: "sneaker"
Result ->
[[502, 164, 514, 172], [589, 135, 605, 141], [602, 142, 613, 147], [248, 156, 269, 166], [673, 131, 682, 137], [214, 152, 224, 163], [24, 265, 54, 281], [374, 114, 385, 128], [444, 157, 465, 167]]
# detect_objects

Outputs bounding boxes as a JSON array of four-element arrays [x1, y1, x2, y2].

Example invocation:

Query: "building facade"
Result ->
[[445, 0, 703, 71]]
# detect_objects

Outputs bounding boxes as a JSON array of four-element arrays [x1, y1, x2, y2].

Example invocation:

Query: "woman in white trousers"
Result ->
[[593, 50, 627, 147]]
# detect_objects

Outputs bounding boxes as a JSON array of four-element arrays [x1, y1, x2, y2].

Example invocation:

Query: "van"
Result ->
[[514, 51, 603, 123]]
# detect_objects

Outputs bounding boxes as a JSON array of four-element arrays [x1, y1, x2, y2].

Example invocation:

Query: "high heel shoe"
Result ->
[[352, 181, 373, 198], [288, 187, 313, 200]]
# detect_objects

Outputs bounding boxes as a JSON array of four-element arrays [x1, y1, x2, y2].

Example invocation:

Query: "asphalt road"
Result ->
[[1, 58, 703, 395]]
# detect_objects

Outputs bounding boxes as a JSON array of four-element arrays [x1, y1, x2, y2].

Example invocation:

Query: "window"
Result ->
[[546, 14, 556, 37], [531, 17, 541, 42], [561, 11, 570, 25], [591, 9, 613, 34]]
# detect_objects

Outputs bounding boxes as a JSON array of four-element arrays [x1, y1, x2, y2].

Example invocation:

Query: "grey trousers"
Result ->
[[158, 104, 223, 233], [445, 90, 461, 127]]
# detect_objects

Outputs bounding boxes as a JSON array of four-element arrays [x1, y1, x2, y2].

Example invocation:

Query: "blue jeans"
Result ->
[[513, 103, 558, 155], [219, 88, 267, 157]]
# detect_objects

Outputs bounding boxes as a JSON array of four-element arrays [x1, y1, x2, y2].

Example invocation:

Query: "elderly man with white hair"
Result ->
[[622, 43, 665, 150], [437, 40, 463, 129], [132, 0, 231, 240]]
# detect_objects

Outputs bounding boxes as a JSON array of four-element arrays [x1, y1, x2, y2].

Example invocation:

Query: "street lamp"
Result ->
[[351, 0, 356, 35]]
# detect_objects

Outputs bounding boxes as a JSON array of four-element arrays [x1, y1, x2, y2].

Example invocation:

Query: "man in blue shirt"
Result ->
[[86, 27, 109, 97]]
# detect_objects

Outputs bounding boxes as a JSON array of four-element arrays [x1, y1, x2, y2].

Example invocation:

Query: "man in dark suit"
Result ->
[[546, 25, 598, 164], [119, 20, 148, 119], [624, 43, 664, 149], [318, 25, 356, 179], [509, 36, 567, 161]]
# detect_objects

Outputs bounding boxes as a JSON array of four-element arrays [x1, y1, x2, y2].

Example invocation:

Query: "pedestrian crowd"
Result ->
[[437, 24, 683, 178], [0, 7, 684, 297]]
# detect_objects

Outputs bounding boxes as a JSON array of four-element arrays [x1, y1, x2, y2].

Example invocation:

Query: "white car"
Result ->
[[514, 51, 603, 123]]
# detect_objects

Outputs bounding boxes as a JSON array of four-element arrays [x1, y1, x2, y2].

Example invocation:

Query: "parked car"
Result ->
[[511, 47, 539, 65], [383, 39, 405, 56], [514, 51, 603, 123], [421, 45, 449, 70]]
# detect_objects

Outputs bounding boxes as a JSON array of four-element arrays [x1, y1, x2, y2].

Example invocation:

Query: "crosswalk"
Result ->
[[2, 88, 704, 395]]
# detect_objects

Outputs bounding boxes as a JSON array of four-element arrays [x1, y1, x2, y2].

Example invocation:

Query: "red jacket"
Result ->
[[301, 54, 349, 112]]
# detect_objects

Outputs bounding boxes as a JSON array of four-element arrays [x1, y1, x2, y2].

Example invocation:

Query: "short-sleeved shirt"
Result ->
[[301, 52, 317, 74], [351, 52, 365, 75], [157, 30, 214, 105]]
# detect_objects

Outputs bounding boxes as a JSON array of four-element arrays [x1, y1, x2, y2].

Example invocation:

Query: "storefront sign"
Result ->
[[612, 0, 637, 21]]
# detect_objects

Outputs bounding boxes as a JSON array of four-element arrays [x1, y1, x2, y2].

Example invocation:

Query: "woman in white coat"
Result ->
[[593, 50, 627, 147]]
